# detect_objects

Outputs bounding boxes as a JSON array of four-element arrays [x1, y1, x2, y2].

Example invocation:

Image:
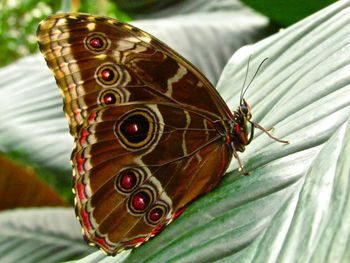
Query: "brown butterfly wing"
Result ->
[[37, 13, 233, 254], [74, 103, 232, 254], [37, 13, 232, 137]]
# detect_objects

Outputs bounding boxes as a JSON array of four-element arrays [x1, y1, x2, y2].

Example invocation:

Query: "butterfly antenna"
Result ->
[[240, 55, 252, 104], [241, 57, 269, 101]]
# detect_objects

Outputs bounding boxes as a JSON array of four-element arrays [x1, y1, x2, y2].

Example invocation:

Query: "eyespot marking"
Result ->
[[99, 90, 120, 106], [127, 188, 154, 215], [145, 203, 168, 226], [115, 108, 158, 150], [84, 33, 109, 52], [96, 64, 119, 86], [114, 168, 144, 195]]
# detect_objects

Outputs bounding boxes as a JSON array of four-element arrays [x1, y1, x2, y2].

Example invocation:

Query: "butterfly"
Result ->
[[36, 13, 288, 255]]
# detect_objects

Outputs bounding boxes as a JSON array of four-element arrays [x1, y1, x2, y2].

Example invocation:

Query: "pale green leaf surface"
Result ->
[[0, 208, 94, 263]]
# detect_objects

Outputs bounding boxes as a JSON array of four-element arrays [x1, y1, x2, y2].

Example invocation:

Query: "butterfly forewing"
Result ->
[[37, 13, 233, 254], [37, 13, 232, 136]]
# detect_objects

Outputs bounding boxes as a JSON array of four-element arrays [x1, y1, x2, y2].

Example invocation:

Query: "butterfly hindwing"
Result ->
[[73, 103, 232, 253]]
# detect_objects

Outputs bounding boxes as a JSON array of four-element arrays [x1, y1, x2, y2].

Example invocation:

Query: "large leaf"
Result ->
[[0, 208, 94, 263], [74, 1, 350, 262]]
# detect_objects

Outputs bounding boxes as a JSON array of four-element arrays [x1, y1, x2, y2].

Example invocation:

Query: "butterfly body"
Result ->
[[37, 13, 286, 255]]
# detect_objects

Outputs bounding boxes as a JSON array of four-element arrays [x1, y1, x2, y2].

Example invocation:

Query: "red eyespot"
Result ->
[[85, 33, 109, 52], [120, 114, 150, 143], [101, 68, 114, 81], [96, 64, 119, 85], [146, 203, 168, 225], [115, 109, 157, 151], [132, 191, 150, 211], [127, 188, 155, 215], [103, 92, 116, 105], [99, 90, 120, 106], [125, 123, 139, 135], [149, 208, 163, 222], [89, 37, 103, 48], [120, 171, 136, 190], [115, 168, 143, 194]]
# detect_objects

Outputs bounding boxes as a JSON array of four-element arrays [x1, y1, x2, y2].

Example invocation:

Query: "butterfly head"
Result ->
[[238, 98, 252, 121], [232, 56, 268, 151]]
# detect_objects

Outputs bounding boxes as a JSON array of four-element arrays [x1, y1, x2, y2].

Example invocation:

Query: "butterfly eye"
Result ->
[[241, 104, 248, 114], [99, 90, 120, 106], [116, 109, 157, 150], [240, 99, 251, 115], [115, 168, 143, 194], [96, 64, 119, 86], [85, 33, 109, 52], [146, 204, 167, 225], [128, 188, 154, 215]]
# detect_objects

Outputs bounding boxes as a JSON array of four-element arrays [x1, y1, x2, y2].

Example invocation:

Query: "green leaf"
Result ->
[[240, 0, 337, 26], [0, 208, 94, 263]]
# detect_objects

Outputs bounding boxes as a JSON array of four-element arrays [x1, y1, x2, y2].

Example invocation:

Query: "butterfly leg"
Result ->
[[231, 143, 249, 176], [251, 121, 289, 144]]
